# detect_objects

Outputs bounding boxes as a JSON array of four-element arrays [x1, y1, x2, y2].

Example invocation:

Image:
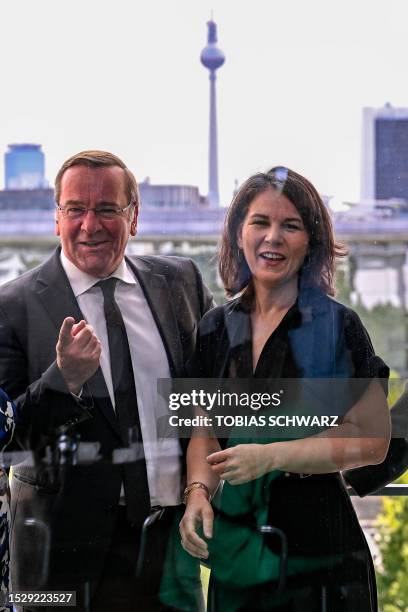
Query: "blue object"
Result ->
[[0, 388, 15, 450]]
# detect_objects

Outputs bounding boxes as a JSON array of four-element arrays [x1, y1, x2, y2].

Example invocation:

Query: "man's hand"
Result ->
[[56, 317, 101, 394], [207, 444, 272, 485], [179, 489, 213, 559]]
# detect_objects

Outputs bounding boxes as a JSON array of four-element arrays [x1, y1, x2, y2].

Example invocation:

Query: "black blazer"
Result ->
[[189, 293, 380, 610], [0, 247, 213, 587]]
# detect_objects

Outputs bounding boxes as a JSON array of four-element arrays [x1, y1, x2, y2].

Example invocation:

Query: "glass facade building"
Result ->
[[375, 117, 408, 200], [361, 105, 408, 201], [4, 143, 46, 190]]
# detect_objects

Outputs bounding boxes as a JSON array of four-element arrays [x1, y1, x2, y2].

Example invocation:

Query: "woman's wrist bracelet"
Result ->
[[183, 481, 211, 505]]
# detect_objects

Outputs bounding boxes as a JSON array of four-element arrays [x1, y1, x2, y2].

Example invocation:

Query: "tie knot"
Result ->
[[96, 278, 122, 326], [96, 277, 118, 299]]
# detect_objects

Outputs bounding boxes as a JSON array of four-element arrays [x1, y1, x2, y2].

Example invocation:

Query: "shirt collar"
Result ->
[[60, 251, 136, 298]]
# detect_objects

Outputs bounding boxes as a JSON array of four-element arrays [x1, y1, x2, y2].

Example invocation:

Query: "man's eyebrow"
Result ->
[[61, 200, 120, 207], [95, 201, 121, 207], [61, 199, 84, 207]]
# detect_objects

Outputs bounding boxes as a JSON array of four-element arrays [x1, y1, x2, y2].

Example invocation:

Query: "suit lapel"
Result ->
[[36, 249, 83, 329], [35, 249, 121, 439], [127, 257, 183, 375]]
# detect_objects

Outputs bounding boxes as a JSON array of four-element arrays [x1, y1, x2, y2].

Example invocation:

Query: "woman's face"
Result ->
[[237, 187, 309, 291]]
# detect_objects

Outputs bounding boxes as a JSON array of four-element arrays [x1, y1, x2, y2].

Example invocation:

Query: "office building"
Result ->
[[5, 143, 46, 190], [361, 104, 408, 201]]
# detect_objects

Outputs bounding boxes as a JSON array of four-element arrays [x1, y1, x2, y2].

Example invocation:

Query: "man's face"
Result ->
[[56, 165, 137, 277]]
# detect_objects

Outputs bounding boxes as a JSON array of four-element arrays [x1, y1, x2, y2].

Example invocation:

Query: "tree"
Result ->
[[336, 266, 407, 374], [376, 470, 408, 612]]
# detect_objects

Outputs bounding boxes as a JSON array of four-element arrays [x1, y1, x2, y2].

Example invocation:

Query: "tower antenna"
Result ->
[[200, 18, 225, 207]]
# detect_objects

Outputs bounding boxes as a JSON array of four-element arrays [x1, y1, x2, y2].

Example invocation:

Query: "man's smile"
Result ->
[[78, 240, 109, 247]]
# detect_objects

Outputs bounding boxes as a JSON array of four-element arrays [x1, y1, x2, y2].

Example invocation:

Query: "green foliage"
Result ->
[[376, 485, 408, 611], [314, 269, 408, 610], [352, 304, 406, 375], [170, 249, 226, 305], [388, 374, 406, 411], [336, 267, 407, 374], [376, 371, 408, 612]]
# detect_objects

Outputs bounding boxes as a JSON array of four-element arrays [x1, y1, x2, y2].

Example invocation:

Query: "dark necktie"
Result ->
[[97, 278, 150, 523]]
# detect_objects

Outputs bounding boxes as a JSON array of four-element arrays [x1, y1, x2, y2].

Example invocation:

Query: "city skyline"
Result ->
[[1, 0, 408, 206]]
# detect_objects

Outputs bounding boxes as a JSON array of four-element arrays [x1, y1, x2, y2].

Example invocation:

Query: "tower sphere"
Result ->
[[200, 20, 225, 71]]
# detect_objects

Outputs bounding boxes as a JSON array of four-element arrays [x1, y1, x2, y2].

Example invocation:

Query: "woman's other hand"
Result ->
[[207, 444, 272, 485], [179, 489, 214, 559]]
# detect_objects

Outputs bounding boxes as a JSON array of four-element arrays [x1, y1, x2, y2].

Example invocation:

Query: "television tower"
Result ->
[[200, 19, 225, 207]]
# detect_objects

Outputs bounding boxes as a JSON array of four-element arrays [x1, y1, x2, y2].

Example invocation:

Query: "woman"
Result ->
[[0, 388, 16, 611], [179, 167, 390, 611]]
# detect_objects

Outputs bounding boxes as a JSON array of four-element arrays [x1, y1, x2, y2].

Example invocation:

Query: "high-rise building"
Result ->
[[5, 143, 46, 190], [200, 19, 225, 207], [361, 104, 408, 201]]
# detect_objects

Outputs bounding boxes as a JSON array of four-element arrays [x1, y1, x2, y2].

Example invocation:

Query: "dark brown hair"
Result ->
[[218, 166, 346, 297], [55, 150, 139, 207]]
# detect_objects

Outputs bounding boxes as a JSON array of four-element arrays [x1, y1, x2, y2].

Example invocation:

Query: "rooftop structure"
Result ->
[[0, 188, 54, 211], [139, 179, 208, 208]]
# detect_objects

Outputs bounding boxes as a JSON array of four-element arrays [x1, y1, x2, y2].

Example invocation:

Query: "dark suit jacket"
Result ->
[[344, 389, 408, 496], [0, 247, 213, 588]]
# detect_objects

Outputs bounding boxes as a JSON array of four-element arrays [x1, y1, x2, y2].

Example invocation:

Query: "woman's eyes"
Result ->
[[250, 220, 302, 230], [284, 222, 302, 231]]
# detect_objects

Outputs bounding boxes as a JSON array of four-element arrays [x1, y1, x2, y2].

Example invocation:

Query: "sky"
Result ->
[[0, 0, 407, 206]]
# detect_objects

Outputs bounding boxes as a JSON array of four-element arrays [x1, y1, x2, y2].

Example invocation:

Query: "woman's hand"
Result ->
[[179, 489, 214, 559], [207, 444, 272, 485], [206, 379, 390, 480]]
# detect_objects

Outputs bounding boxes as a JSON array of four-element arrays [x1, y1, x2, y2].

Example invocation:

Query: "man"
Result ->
[[0, 151, 213, 611]]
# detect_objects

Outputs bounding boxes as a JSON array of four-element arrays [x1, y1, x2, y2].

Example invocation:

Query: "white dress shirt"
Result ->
[[60, 251, 182, 506]]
